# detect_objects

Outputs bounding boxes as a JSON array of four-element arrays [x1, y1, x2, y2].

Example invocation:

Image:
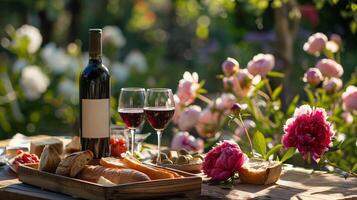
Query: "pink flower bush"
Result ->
[[177, 105, 201, 131], [247, 53, 275, 76], [222, 57, 239, 76], [323, 77, 342, 94], [171, 132, 204, 153], [282, 105, 334, 160], [216, 93, 236, 111], [195, 107, 220, 138], [176, 71, 200, 105], [303, 68, 323, 86], [342, 86, 357, 111], [316, 58, 343, 78], [202, 140, 247, 182], [303, 32, 328, 55]]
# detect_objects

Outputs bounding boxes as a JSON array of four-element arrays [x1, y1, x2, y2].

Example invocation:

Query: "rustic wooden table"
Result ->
[[0, 136, 356, 200]]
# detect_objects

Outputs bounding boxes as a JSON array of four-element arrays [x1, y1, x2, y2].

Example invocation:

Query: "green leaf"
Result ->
[[266, 144, 283, 159], [253, 131, 266, 158], [304, 87, 315, 104], [272, 85, 283, 100], [352, 163, 357, 172], [267, 71, 285, 78], [280, 147, 296, 163], [287, 95, 299, 116], [253, 81, 265, 92]]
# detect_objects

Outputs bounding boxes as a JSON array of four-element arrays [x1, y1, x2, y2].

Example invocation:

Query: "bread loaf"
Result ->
[[55, 150, 93, 177], [30, 138, 63, 157], [39, 145, 62, 173], [77, 165, 150, 184]]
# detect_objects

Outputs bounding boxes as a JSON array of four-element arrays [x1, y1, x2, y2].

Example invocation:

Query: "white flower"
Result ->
[[20, 65, 49, 100], [15, 25, 42, 53], [124, 50, 147, 73], [41, 43, 71, 74], [111, 62, 130, 83], [58, 79, 78, 104], [103, 26, 126, 48]]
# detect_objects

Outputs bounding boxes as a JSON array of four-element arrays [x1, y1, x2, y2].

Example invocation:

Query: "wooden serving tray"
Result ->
[[17, 164, 202, 200]]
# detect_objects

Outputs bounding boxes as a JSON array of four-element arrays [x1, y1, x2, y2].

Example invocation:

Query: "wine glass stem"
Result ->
[[130, 129, 135, 155], [156, 130, 162, 165]]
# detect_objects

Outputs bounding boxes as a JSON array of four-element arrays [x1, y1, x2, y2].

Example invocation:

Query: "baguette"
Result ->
[[100, 157, 128, 169], [121, 156, 180, 180], [55, 150, 93, 177], [77, 165, 150, 184]]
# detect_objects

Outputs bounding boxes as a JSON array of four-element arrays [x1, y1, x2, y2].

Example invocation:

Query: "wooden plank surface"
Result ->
[[0, 136, 356, 200]]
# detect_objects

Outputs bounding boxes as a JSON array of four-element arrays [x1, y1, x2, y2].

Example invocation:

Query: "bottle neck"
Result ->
[[89, 56, 102, 64]]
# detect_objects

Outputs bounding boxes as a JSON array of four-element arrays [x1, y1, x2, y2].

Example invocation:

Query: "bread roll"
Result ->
[[39, 145, 62, 173], [55, 150, 93, 177], [77, 165, 150, 184]]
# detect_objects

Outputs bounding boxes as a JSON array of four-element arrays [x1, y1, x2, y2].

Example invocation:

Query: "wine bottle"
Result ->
[[80, 29, 110, 158]]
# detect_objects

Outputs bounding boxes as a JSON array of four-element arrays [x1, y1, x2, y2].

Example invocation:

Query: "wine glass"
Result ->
[[144, 88, 175, 164], [118, 88, 145, 155]]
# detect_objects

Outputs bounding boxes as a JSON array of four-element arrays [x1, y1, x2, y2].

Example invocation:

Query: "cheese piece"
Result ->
[[30, 138, 63, 157]]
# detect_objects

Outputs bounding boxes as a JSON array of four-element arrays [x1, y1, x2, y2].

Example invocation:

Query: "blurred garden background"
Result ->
[[0, 0, 356, 169]]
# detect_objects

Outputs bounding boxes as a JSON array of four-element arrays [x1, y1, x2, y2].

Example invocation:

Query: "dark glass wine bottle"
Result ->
[[80, 29, 110, 158]]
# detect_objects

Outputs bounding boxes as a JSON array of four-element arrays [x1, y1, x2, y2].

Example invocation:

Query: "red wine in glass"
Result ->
[[144, 107, 175, 130], [118, 108, 144, 128]]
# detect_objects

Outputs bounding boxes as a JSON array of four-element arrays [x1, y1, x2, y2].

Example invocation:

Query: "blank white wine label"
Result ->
[[82, 99, 110, 138]]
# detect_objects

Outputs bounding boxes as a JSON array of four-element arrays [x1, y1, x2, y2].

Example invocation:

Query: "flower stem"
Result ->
[[197, 94, 213, 105], [234, 115, 254, 153], [264, 76, 273, 99], [326, 159, 357, 178]]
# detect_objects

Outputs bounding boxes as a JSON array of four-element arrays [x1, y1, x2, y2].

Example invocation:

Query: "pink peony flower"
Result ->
[[232, 69, 254, 98], [176, 71, 200, 105], [195, 107, 220, 138], [323, 77, 342, 94], [316, 58, 343, 78], [222, 57, 239, 76], [177, 105, 201, 131], [303, 68, 323, 86], [341, 111, 353, 124], [342, 86, 357, 111], [330, 33, 342, 46], [282, 105, 334, 160], [202, 140, 247, 181], [247, 53, 275, 76], [215, 93, 236, 111], [171, 132, 204, 153], [303, 32, 328, 55]]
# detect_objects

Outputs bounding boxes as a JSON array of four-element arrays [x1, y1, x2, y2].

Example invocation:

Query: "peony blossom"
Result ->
[[303, 32, 328, 55], [215, 93, 236, 111], [176, 71, 200, 105], [282, 105, 334, 160], [303, 68, 323, 86], [20, 65, 49, 100], [232, 69, 254, 98], [247, 53, 275, 76], [41, 43, 71, 74], [222, 57, 239, 76], [103, 26, 126, 48], [177, 105, 201, 131], [195, 107, 220, 138], [323, 78, 342, 94], [171, 132, 204, 153], [202, 140, 247, 181], [316, 58, 343, 78], [124, 50, 147, 73], [14, 25, 42, 54], [341, 111, 353, 124], [342, 86, 357, 111], [330, 33, 342, 46]]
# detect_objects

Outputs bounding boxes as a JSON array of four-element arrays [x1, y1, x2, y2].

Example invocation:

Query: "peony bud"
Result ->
[[316, 58, 343, 78], [330, 33, 342, 46], [303, 32, 328, 55], [222, 57, 239, 76], [303, 68, 323, 86], [323, 78, 342, 94], [231, 103, 241, 115], [247, 53, 275, 76], [342, 86, 357, 111]]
